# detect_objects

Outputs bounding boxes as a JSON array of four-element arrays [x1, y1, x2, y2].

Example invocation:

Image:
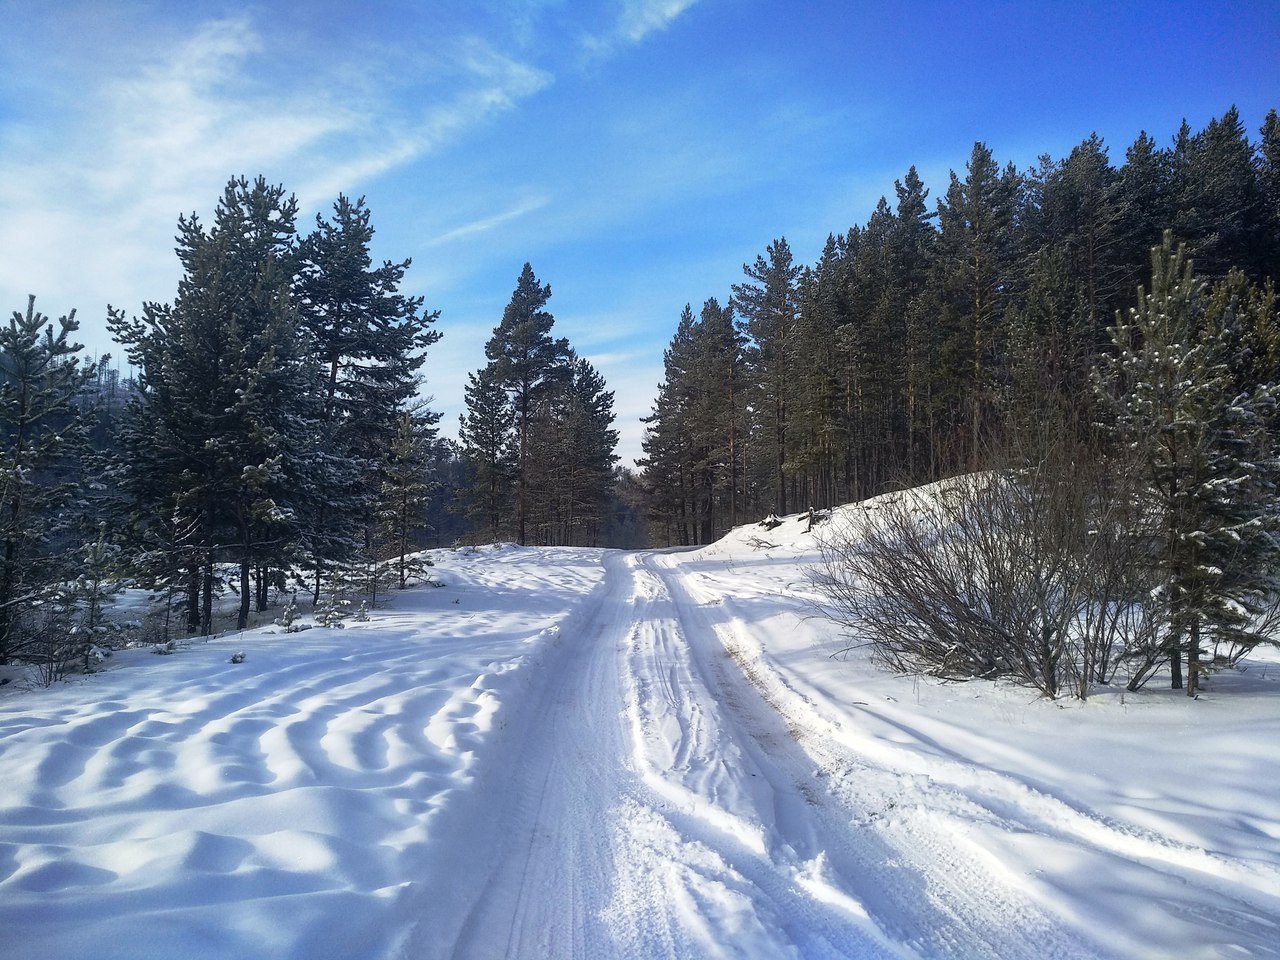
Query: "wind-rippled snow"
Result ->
[[1, 507, 1278, 959]]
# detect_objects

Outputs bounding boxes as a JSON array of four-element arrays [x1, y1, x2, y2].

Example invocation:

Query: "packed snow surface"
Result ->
[[3, 503, 1280, 958]]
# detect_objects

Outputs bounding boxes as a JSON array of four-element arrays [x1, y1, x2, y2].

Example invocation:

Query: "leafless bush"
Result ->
[[812, 445, 1164, 699]]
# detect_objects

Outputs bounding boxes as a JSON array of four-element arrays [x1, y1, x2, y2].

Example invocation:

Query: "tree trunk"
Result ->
[[186, 565, 201, 635], [238, 557, 251, 630], [255, 565, 269, 612], [201, 553, 214, 636], [1186, 618, 1200, 696]]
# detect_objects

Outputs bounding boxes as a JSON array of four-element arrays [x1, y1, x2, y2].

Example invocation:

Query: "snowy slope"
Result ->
[[2, 504, 1279, 959]]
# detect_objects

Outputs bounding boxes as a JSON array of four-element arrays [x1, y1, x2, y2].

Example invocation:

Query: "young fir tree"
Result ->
[[0, 296, 94, 663], [480, 264, 569, 545], [1094, 232, 1280, 695], [378, 404, 440, 589]]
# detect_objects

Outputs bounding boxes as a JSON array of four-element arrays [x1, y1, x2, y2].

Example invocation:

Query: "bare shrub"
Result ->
[[812, 445, 1163, 699]]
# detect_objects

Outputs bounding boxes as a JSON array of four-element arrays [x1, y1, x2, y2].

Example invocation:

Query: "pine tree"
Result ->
[[790, 238, 845, 508], [1095, 232, 1280, 694], [458, 365, 516, 541], [733, 238, 801, 515], [110, 176, 320, 634], [1172, 107, 1270, 281], [295, 195, 441, 599], [891, 167, 940, 480], [693, 297, 746, 533], [557, 355, 620, 545], [934, 142, 1022, 464], [482, 264, 569, 545], [1111, 130, 1174, 303], [0, 296, 94, 663], [1258, 109, 1280, 278]]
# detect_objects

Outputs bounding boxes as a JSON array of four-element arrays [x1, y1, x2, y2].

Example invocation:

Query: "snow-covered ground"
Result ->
[[2, 510, 1279, 958]]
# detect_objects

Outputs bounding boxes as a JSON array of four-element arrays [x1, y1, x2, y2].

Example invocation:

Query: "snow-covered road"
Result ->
[[3, 519, 1279, 959], [409, 551, 1103, 959]]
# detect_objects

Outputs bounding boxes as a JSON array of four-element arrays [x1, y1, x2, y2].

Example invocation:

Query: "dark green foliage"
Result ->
[[0, 296, 94, 663], [464, 265, 619, 546], [1094, 234, 1280, 694], [109, 177, 441, 634]]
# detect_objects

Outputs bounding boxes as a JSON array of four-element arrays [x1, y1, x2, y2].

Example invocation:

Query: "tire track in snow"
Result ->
[[644, 552, 1110, 960], [412, 547, 1115, 958], [673, 560, 1280, 955], [426, 551, 687, 960], [421, 552, 909, 958]]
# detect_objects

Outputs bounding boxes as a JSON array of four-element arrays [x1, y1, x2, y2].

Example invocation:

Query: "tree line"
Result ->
[[641, 106, 1280, 548], [1, 175, 628, 683], [817, 229, 1280, 698]]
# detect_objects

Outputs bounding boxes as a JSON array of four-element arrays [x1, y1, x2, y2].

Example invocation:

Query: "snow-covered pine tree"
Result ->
[[110, 176, 322, 634], [0, 296, 94, 664], [72, 526, 124, 668], [1094, 231, 1280, 694], [295, 195, 441, 598]]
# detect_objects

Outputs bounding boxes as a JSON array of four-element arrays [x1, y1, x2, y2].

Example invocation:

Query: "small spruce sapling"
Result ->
[[315, 579, 350, 629], [277, 594, 301, 633]]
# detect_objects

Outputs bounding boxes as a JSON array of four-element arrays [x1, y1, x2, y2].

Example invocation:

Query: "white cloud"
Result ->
[[618, 0, 700, 42], [428, 196, 552, 246], [0, 15, 550, 350], [580, 0, 700, 58]]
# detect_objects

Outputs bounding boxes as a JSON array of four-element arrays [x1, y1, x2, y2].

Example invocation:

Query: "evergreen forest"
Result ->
[[4, 105, 1280, 698], [640, 107, 1280, 545]]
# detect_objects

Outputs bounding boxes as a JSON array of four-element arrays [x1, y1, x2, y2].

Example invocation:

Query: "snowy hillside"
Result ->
[[2, 507, 1279, 959]]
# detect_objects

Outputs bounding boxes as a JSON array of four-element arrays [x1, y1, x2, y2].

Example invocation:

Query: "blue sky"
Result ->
[[2, 1, 1278, 463]]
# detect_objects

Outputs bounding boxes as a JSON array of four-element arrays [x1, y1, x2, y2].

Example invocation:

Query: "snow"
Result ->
[[2, 501, 1279, 958]]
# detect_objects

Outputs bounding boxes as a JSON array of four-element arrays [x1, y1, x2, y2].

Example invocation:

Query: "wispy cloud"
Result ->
[[0, 14, 549, 344], [581, 0, 700, 57], [618, 0, 700, 42], [428, 196, 551, 246]]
